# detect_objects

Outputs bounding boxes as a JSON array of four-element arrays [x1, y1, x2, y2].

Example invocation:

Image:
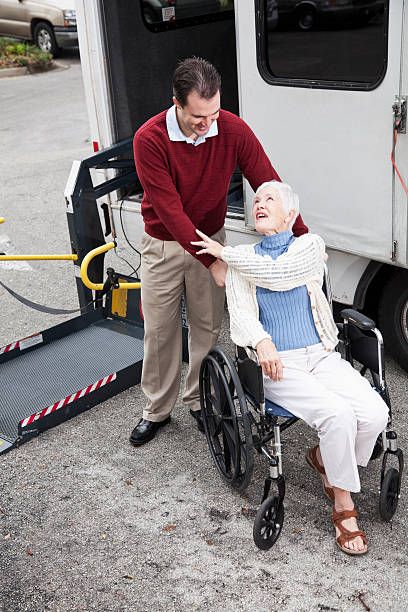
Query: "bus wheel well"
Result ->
[[353, 262, 391, 319], [355, 263, 408, 371]]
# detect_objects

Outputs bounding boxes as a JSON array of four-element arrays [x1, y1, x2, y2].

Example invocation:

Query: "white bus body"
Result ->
[[74, 0, 408, 368]]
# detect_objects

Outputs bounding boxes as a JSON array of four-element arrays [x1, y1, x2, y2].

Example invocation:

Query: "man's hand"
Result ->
[[209, 259, 227, 287], [191, 229, 224, 259], [256, 338, 283, 381]]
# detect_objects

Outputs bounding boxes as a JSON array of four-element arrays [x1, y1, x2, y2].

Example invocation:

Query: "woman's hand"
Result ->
[[191, 229, 224, 259], [256, 338, 284, 381]]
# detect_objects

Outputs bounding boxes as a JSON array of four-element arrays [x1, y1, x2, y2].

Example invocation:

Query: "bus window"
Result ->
[[257, 1, 388, 90], [141, 1, 234, 31]]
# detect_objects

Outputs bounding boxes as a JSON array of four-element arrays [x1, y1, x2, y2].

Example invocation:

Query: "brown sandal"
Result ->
[[331, 508, 368, 556], [305, 446, 334, 502]]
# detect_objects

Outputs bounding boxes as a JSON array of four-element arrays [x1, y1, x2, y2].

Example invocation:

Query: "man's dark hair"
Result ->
[[172, 57, 221, 107]]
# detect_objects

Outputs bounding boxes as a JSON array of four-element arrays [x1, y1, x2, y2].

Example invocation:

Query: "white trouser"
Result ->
[[262, 343, 389, 492]]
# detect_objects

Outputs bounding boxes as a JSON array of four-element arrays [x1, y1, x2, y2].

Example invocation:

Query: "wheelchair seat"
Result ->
[[265, 399, 295, 419]]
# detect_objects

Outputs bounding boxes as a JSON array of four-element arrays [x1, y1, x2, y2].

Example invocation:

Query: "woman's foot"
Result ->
[[305, 446, 334, 502], [332, 492, 368, 555]]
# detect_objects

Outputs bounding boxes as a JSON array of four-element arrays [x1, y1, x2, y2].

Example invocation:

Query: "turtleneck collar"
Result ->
[[260, 230, 293, 250]]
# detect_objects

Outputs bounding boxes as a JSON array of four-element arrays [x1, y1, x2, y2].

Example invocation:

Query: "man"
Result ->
[[131, 57, 308, 446]]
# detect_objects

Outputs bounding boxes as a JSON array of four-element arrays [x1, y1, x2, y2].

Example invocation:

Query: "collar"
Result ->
[[260, 230, 294, 249], [165, 104, 218, 147]]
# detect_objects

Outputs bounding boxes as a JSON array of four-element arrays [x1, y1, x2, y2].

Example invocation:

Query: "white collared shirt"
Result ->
[[165, 104, 218, 147]]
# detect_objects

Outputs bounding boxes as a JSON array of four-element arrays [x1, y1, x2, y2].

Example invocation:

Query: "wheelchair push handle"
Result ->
[[80, 242, 141, 291]]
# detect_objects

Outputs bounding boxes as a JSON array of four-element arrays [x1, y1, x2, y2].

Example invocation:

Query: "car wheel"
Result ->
[[295, 6, 316, 31], [33, 21, 59, 57], [378, 269, 408, 371]]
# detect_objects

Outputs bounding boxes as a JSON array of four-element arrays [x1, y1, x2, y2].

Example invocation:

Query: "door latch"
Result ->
[[393, 96, 407, 133]]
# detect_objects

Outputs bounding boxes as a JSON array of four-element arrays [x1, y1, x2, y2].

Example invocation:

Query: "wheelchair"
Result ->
[[199, 292, 404, 550]]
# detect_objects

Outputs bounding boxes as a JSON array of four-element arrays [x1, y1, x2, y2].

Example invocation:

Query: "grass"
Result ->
[[0, 37, 52, 69]]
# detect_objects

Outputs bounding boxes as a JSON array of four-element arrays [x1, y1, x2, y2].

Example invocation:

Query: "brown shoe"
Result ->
[[305, 446, 335, 502], [332, 507, 368, 556]]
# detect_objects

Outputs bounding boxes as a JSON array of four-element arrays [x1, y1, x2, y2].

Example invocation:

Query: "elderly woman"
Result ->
[[192, 181, 388, 556]]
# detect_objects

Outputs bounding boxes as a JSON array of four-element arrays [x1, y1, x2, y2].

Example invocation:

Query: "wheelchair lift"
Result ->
[[0, 141, 172, 455]]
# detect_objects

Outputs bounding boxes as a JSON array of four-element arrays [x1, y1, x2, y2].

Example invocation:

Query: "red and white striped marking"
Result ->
[[20, 373, 117, 428], [0, 341, 19, 355]]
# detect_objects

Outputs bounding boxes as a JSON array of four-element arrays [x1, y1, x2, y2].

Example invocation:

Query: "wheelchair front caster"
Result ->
[[379, 467, 400, 521], [253, 495, 284, 550]]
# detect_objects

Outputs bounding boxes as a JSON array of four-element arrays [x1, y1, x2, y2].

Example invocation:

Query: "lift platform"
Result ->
[[0, 140, 187, 454], [0, 308, 143, 454]]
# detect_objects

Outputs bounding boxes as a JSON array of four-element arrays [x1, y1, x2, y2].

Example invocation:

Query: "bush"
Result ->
[[0, 37, 52, 69]]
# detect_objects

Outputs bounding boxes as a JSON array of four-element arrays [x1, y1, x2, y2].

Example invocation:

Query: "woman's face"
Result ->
[[252, 186, 288, 235]]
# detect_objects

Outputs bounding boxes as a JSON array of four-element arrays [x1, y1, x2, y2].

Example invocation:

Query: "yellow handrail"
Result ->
[[80, 242, 141, 291], [0, 216, 77, 259], [0, 254, 78, 261]]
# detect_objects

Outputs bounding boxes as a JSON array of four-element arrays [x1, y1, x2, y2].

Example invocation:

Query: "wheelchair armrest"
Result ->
[[340, 308, 376, 331]]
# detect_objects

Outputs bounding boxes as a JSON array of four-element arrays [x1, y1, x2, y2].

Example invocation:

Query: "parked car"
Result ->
[[0, 0, 77, 57], [276, 0, 385, 31], [142, 0, 222, 24]]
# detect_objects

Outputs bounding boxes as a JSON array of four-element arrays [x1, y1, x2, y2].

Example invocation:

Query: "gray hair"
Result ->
[[255, 181, 300, 230]]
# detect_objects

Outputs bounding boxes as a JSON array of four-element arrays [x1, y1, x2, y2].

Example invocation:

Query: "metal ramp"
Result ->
[[0, 309, 144, 454], [0, 140, 188, 454]]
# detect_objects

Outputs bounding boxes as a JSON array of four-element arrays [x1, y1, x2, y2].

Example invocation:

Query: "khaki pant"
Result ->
[[140, 228, 226, 422]]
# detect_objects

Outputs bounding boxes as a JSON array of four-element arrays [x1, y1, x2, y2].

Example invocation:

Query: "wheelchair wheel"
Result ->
[[379, 467, 400, 521], [200, 347, 254, 491], [253, 496, 284, 550]]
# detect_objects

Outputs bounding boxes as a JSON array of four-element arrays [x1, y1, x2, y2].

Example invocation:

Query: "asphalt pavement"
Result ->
[[0, 49, 407, 612]]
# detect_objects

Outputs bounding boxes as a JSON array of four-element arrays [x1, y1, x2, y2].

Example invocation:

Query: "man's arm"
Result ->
[[235, 120, 308, 237], [133, 132, 215, 269]]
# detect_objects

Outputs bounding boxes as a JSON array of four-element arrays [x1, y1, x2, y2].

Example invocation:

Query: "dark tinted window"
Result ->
[[259, 1, 388, 89], [142, 0, 234, 30]]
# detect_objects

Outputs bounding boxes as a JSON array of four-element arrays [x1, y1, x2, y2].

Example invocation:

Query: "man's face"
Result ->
[[252, 186, 291, 235], [174, 90, 220, 139]]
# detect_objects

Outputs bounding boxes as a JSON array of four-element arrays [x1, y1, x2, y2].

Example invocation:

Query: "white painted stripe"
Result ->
[[0, 235, 33, 271]]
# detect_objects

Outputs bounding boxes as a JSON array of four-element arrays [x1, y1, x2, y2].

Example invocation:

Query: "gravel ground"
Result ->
[[0, 50, 407, 612]]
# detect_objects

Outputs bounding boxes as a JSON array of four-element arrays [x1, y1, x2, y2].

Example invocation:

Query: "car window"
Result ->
[[257, 0, 388, 90], [141, 0, 234, 31]]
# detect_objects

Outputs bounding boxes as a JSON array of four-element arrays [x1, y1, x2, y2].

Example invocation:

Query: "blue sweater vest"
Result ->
[[254, 231, 321, 351]]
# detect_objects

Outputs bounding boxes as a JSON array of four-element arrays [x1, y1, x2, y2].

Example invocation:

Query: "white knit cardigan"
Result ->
[[221, 233, 339, 351]]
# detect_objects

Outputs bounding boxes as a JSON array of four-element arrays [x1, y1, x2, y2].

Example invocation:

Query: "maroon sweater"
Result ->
[[133, 109, 308, 268]]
